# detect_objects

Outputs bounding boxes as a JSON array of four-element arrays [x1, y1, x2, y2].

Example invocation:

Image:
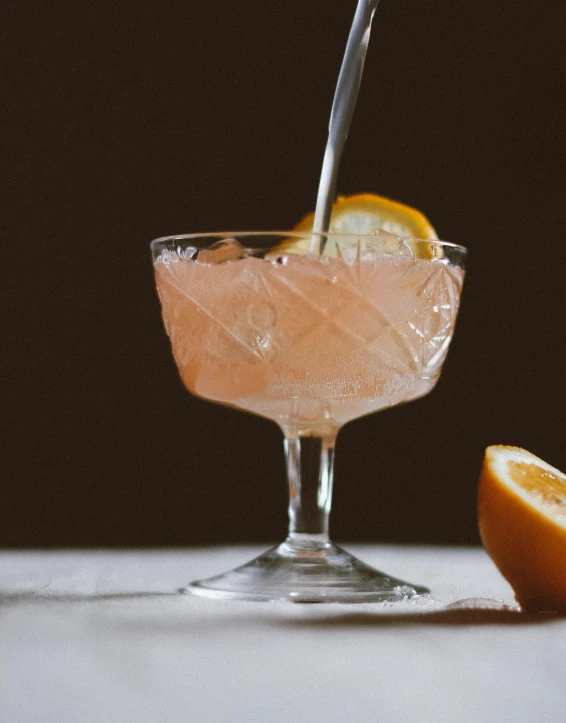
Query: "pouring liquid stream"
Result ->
[[310, 0, 380, 254]]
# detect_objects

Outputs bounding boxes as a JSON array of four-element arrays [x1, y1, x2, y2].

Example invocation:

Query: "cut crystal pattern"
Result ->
[[155, 251, 463, 426]]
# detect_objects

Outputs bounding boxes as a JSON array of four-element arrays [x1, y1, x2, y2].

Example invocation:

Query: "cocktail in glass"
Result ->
[[152, 231, 466, 602]]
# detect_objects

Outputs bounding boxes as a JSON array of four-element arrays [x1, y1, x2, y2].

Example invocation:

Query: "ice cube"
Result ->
[[197, 239, 246, 264]]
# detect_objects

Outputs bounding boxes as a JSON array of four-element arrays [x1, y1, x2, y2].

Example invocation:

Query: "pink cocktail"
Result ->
[[152, 232, 466, 602]]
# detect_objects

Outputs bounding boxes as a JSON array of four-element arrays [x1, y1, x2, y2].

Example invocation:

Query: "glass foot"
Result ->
[[184, 541, 429, 603]]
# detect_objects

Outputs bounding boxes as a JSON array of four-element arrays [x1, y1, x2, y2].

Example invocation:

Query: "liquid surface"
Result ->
[[155, 250, 463, 433]]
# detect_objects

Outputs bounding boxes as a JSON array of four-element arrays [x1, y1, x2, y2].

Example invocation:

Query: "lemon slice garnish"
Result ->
[[277, 193, 439, 258]]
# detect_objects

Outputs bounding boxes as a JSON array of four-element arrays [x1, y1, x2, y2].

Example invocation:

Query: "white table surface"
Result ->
[[1, 545, 565, 723]]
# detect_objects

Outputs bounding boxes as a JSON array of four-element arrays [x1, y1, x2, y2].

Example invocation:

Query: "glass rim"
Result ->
[[150, 231, 467, 253]]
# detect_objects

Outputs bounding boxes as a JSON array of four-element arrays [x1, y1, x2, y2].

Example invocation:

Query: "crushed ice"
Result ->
[[393, 585, 418, 599], [335, 232, 412, 263], [154, 246, 199, 266]]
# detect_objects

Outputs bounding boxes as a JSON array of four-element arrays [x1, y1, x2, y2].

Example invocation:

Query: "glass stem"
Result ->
[[283, 433, 337, 550]]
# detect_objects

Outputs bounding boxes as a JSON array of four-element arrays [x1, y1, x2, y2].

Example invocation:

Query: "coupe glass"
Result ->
[[151, 231, 466, 602]]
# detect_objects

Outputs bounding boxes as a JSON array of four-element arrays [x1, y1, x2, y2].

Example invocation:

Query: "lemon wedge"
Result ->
[[478, 445, 566, 611]]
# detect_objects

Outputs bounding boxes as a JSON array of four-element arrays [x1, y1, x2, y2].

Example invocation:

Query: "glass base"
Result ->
[[184, 540, 429, 603]]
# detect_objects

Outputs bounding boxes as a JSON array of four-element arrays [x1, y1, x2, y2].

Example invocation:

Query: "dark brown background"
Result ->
[[3, 0, 565, 547]]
